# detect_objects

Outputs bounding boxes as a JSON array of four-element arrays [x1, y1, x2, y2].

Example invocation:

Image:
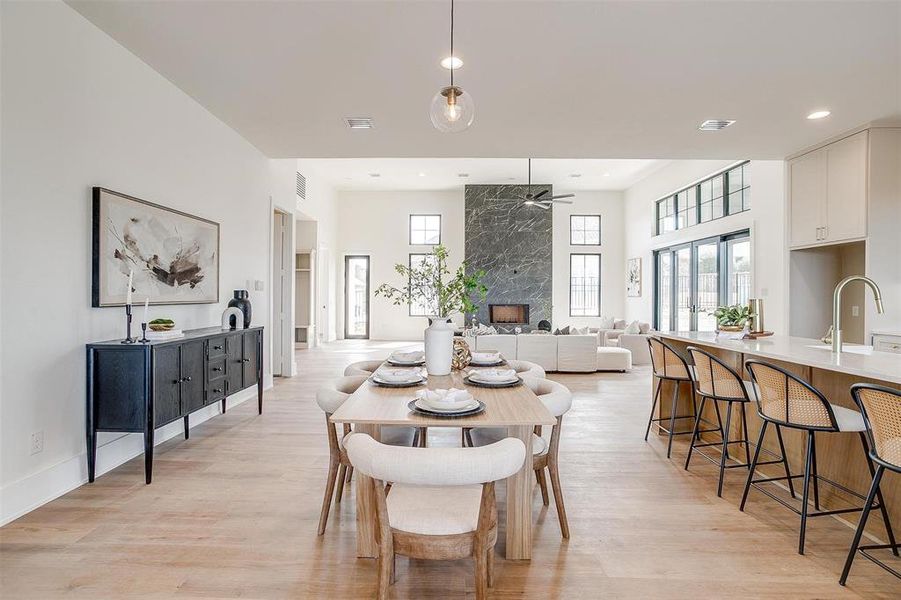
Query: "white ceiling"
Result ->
[[68, 1, 900, 160], [299, 158, 667, 191]]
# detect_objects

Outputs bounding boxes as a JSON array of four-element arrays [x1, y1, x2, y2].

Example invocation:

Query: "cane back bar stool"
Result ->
[[685, 346, 793, 497], [740, 361, 893, 555], [645, 337, 720, 458], [839, 384, 900, 585]]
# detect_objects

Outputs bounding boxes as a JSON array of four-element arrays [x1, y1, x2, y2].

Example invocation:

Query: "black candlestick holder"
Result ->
[[121, 304, 135, 344], [139, 322, 149, 343]]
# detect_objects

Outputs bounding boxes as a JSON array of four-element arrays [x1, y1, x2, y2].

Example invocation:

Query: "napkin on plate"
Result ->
[[390, 350, 425, 363], [374, 367, 422, 382], [415, 387, 475, 410], [469, 368, 517, 383], [471, 351, 501, 363]]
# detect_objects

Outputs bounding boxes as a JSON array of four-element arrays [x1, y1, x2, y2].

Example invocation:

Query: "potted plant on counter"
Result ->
[[712, 304, 754, 332], [375, 245, 487, 375]]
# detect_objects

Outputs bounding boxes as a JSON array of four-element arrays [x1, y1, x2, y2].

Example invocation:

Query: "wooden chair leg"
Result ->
[[317, 458, 339, 535], [465, 428, 475, 448], [390, 553, 396, 585], [536, 468, 550, 506], [548, 460, 570, 539], [335, 464, 347, 503], [487, 547, 495, 588], [475, 548, 489, 600], [377, 551, 391, 600], [345, 465, 354, 483]]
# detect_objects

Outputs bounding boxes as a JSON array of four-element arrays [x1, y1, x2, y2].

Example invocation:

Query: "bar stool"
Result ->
[[840, 383, 900, 585], [645, 337, 719, 458], [685, 346, 793, 497], [740, 361, 890, 555]]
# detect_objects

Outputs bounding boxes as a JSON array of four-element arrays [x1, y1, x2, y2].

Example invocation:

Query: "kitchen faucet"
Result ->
[[831, 276, 884, 353]]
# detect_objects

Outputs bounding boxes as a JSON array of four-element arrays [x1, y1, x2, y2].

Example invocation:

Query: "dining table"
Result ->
[[329, 364, 556, 560]]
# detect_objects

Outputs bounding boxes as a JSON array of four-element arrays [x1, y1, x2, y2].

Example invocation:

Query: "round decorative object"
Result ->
[[538, 319, 552, 332], [452, 337, 472, 371], [227, 290, 252, 329]]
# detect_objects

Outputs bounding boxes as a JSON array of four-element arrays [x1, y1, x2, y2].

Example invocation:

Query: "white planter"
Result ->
[[424, 317, 455, 376]]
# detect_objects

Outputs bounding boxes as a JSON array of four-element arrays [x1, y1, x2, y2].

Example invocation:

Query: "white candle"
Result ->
[[143, 297, 149, 323], [126, 269, 133, 306]]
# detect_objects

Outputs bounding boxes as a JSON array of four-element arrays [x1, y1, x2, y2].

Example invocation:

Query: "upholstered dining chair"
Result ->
[[343, 360, 385, 377], [315, 376, 416, 535], [467, 378, 573, 538], [344, 433, 526, 600]]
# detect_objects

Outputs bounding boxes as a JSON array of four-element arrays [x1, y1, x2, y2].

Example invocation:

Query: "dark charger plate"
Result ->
[[370, 376, 426, 388], [463, 374, 523, 388], [407, 399, 486, 418]]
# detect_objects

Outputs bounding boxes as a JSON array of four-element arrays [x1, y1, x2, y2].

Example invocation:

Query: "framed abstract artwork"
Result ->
[[92, 187, 220, 307], [627, 257, 642, 297]]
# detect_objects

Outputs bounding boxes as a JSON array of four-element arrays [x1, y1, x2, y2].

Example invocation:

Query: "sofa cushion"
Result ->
[[516, 334, 558, 371], [614, 319, 627, 329], [599, 316, 615, 329], [474, 334, 517, 359], [557, 335, 599, 372], [597, 347, 632, 371], [624, 320, 641, 334], [639, 322, 651, 334]]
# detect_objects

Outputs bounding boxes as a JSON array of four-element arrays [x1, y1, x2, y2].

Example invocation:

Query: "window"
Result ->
[[653, 230, 751, 332], [570, 254, 601, 316], [409, 214, 441, 245], [570, 215, 601, 245], [654, 161, 750, 235], [408, 253, 438, 316]]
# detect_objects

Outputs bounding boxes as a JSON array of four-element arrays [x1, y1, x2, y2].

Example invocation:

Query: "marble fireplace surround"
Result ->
[[464, 184, 553, 331]]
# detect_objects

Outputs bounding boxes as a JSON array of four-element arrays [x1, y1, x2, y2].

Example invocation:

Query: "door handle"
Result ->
[[180, 376, 192, 383], [212, 367, 222, 372], [242, 358, 250, 363]]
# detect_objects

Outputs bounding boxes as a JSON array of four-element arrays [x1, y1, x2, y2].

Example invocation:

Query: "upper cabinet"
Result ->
[[788, 130, 868, 249]]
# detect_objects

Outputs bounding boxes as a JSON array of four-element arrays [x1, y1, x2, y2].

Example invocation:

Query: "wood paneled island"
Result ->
[[653, 332, 901, 539]]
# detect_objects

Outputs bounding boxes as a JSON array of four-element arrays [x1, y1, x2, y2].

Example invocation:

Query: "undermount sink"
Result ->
[[805, 344, 875, 356]]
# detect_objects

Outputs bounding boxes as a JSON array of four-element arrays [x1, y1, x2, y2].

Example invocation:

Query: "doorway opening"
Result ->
[[344, 255, 370, 339]]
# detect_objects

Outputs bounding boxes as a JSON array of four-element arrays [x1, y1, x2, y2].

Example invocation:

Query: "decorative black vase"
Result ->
[[228, 290, 252, 329]]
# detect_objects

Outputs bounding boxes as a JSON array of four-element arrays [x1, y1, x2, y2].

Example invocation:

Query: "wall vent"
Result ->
[[296, 172, 307, 199], [699, 119, 736, 131], [344, 117, 374, 129]]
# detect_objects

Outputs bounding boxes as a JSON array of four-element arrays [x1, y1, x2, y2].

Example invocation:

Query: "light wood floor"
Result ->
[[1, 340, 898, 598]]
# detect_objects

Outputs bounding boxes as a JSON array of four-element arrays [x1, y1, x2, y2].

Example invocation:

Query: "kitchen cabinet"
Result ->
[[789, 130, 868, 248]]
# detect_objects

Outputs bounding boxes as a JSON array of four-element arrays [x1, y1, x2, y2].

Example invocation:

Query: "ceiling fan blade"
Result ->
[[532, 202, 551, 210], [548, 193, 575, 200], [493, 197, 525, 202], [533, 190, 549, 200]]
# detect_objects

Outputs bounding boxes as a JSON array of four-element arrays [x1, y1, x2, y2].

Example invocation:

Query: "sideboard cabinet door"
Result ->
[[242, 329, 261, 387], [225, 334, 243, 394], [180, 340, 206, 414], [153, 345, 182, 427]]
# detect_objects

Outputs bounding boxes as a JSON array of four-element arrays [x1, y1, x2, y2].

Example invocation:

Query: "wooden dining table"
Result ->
[[330, 366, 556, 560]]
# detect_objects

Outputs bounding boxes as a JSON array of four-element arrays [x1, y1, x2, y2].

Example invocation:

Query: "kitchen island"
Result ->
[[653, 331, 900, 538]]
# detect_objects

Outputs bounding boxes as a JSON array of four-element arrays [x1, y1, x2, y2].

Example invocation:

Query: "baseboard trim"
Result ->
[[0, 382, 271, 526]]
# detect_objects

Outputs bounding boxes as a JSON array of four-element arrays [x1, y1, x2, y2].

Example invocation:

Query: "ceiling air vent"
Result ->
[[296, 172, 306, 199], [699, 119, 736, 131], [344, 117, 374, 129]]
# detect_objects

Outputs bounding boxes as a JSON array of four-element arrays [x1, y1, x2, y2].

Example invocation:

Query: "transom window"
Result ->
[[409, 214, 441, 245], [655, 162, 750, 235], [408, 253, 438, 316], [570, 253, 601, 317], [570, 215, 601, 245]]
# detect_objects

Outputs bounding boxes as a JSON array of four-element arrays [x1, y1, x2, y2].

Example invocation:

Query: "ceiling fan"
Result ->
[[494, 158, 575, 210]]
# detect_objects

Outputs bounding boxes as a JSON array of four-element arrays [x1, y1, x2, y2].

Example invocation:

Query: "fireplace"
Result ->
[[489, 304, 529, 325]]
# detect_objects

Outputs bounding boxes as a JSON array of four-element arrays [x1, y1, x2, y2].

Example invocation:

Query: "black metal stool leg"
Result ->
[[810, 432, 821, 510], [740, 403, 752, 469], [684, 395, 707, 470], [799, 431, 814, 555], [775, 424, 795, 499], [712, 400, 727, 459], [717, 401, 734, 498], [740, 421, 768, 511], [666, 380, 680, 459], [644, 377, 662, 441], [858, 433, 899, 556], [839, 465, 884, 585]]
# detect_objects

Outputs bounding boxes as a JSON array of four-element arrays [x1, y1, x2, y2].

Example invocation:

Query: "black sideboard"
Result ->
[[86, 326, 263, 483]]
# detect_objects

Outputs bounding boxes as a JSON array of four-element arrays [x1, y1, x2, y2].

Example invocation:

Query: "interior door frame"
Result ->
[[344, 255, 371, 340]]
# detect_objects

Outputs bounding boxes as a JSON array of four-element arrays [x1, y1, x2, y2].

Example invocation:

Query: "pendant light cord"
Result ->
[[449, 0, 455, 87]]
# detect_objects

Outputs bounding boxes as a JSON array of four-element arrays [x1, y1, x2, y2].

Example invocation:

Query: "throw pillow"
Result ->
[[639, 322, 651, 334], [599, 316, 615, 329], [561, 325, 571, 335], [573, 326, 589, 335], [624, 320, 641, 334], [613, 319, 627, 329]]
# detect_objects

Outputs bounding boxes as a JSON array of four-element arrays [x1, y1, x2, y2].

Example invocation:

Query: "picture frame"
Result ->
[[627, 257, 642, 297], [92, 187, 220, 307]]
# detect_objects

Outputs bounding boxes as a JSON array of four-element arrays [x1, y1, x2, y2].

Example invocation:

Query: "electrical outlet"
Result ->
[[30, 431, 43, 455], [851, 305, 860, 317]]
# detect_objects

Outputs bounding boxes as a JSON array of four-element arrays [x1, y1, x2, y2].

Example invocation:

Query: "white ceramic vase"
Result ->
[[424, 316, 455, 376]]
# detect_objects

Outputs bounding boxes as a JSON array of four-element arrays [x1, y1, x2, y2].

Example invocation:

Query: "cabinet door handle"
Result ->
[[212, 367, 222, 372], [213, 345, 223, 350], [213, 388, 223, 394], [242, 358, 250, 363], [180, 376, 192, 382]]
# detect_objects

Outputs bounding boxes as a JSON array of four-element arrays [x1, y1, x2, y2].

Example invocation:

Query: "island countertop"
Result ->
[[655, 331, 901, 385]]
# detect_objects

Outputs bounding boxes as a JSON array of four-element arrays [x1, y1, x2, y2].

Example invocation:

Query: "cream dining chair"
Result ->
[[344, 433, 526, 600]]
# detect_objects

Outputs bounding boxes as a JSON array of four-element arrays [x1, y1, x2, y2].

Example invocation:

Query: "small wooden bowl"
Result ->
[[148, 323, 175, 332]]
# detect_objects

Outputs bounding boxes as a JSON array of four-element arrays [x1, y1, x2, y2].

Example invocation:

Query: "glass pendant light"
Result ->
[[430, 0, 474, 132]]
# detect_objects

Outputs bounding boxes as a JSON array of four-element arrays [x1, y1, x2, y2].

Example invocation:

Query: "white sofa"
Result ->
[[471, 333, 610, 373], [616, 334, 651, 365]]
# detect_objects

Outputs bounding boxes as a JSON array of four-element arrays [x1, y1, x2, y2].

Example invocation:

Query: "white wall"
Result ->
[[623, 160, 788, 333], [335, 191, 465, 340], [1, 1, 274, 523], [552, 190, 626, 327]]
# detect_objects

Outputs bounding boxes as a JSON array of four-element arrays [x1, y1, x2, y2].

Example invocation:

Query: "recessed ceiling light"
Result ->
[[508, 177, 516, 181], [807, 110, 831, 120], [569, 173, 581, 178], [344, 117, 374, 129], [369, 173, 380, 178], [603, 172, 611, 177], [418, 172, 426, 177], [440, 56, 463, 70], [457, 173, 469, 178], [699, 119, 736, 131]]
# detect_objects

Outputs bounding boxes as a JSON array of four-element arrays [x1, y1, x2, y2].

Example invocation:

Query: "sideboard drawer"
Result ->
[[872, 333, 901, 354], [208, 356, 227, 380], [208, 336, 227, 358]]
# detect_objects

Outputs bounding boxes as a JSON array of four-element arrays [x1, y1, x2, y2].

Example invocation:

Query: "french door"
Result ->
[[654, 231, 750, 332], [344, 255, 370, 339]]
